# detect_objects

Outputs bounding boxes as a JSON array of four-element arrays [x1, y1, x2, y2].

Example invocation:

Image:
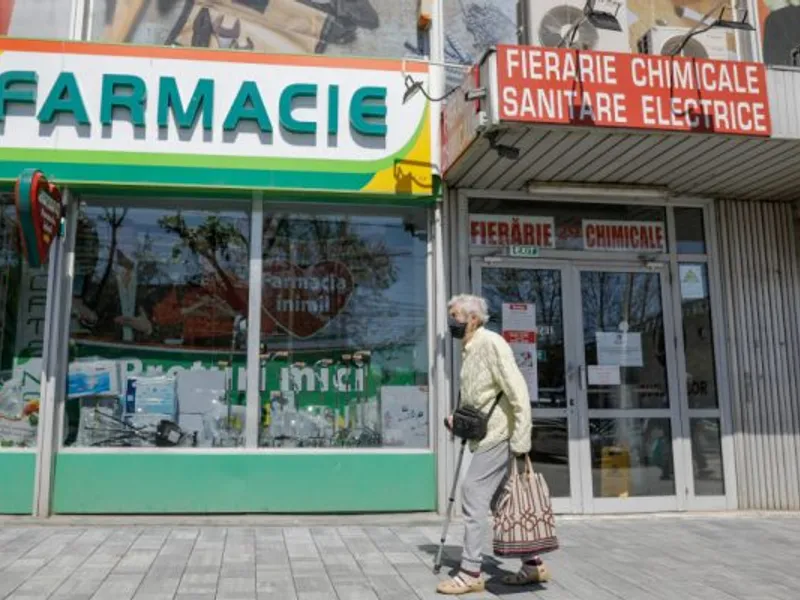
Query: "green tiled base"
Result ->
[[53, 452, 436, 514], [0, 452, 36, 514]]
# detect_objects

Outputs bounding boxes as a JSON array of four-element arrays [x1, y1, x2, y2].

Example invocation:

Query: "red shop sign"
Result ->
[[470, 214, 555, 248], [496, 45, 771, 137], [14, 169, 62, 269], [583, 220, 666, 252]]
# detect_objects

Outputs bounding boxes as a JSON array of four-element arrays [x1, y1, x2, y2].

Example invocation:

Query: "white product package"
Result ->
[[67, 360, 121, 398], [124, 375, 178, 420], [175, 370, 227, 447]]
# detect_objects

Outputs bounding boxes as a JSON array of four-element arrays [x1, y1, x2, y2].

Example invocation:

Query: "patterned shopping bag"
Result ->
[[493, 455, 559, 556]]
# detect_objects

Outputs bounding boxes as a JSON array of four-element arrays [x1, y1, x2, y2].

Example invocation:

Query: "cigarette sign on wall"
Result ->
[[496, 45, 771, 137]]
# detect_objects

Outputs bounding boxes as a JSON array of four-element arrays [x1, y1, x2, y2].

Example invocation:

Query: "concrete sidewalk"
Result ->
[[1, 514, 799, 600]]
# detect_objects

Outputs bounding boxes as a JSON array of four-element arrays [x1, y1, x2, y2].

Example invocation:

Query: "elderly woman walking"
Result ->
[[436, 294, 550, 596]]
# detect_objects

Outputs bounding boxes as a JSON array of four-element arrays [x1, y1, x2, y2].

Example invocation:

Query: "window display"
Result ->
[[65, 203, 250, 449], [89, 0, 420, 60], [0, 197, 45, 449], [258, 208, 429, 449]]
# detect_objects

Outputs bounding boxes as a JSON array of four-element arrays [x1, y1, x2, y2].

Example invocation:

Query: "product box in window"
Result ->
[[67, 360, 121, 399]]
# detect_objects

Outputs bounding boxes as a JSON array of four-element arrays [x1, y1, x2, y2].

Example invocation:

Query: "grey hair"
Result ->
[[448, 294, 489, 325]]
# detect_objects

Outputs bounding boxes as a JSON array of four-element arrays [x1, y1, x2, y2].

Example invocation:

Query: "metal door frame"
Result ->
[[572, 261, 685, 514], [471, 256, 585, 514]]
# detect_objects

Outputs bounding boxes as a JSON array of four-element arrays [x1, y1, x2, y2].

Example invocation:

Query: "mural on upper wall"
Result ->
[[88, 0, 421, 60], [442, 0, 740, 86], [758, 0, 800, 66], [0, 0, 72, 38]]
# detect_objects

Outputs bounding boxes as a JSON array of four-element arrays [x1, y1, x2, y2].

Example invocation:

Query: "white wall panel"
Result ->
[[767, 68, 800, 140]]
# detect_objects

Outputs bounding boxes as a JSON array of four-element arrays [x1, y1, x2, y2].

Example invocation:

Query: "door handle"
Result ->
[[578, 365, 585, 391]]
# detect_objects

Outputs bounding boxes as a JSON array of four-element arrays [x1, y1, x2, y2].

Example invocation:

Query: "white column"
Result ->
[[33, 190, 78, 517], [245, 193, 264, 448]]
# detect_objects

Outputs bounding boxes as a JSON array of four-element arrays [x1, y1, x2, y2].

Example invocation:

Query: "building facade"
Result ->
[[0, 18, 444, 515], [2, 0, 800, 515]]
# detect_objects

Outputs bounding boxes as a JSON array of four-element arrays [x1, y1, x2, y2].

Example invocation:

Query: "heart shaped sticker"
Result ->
[[262, 260, 355, 339]]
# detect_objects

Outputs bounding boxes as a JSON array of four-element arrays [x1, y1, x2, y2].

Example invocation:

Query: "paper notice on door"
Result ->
[[679, 264, 706, 300], [509, 342, 538, 402], [596, 332, 643, 367], [502, 302, 538, 401], [588, 365, 621, 386], [502, 303, 537, 342]]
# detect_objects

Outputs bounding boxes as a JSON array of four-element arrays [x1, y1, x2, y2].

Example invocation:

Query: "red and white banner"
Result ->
[[496, 45, 771, 137], [583, 220, 666, 252], [470, 214, 556, 248]]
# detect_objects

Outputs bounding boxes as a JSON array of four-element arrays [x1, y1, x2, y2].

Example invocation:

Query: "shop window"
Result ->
[[64, 203, 250, 449], [469, 199, 668, 253], [675, 208, 706, 254], [0, 195, 46, 450], [259, 208, 429, 449], [88, 0, 417, 60], [0, 0, 72, 39]]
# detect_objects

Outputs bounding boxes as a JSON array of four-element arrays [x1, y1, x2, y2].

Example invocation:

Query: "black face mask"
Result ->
[[448, 317, 468, 339]]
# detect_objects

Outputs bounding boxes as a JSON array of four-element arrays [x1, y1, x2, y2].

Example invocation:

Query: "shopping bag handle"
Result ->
[[510, 454, 534, 477]]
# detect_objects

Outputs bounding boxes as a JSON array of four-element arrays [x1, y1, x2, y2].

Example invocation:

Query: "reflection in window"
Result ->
[[675, 208, 706, 254], [591, 417, 675, 498], [532, 418, 570, 498], [0, 197, 45, 449], [259, 210, 428, 449], [65, 204, 250, 448], [680, 264, 718, 409], [691, 418, 725, 496], [582, 271, 669, 410]]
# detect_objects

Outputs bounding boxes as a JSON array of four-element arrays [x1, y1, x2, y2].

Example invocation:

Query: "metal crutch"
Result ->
[[433, 436, 468, 574]]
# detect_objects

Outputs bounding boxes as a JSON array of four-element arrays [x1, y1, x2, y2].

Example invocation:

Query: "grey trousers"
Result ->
[[460, 441, 536, 573]]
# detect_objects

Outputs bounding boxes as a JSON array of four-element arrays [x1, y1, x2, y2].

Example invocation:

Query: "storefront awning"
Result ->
[[443, 46, 800, 202]]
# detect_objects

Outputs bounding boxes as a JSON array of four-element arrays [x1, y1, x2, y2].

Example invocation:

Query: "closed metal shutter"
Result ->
[[717, 200, 800, 510]]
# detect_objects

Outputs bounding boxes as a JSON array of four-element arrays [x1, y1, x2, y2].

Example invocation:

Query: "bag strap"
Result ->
[[455, 391, 503, 415], [486, 392, 503, 418]]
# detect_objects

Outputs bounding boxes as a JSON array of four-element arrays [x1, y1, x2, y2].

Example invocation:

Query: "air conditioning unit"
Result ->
[[517, 0, 630, 53], [638, 26, 730, 60]]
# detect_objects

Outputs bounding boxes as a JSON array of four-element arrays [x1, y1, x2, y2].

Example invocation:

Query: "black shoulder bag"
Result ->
[[449, 392, 503, 441]]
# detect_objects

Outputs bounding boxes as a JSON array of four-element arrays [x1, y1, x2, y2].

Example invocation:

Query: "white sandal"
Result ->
[[436, 572, 486, 595]]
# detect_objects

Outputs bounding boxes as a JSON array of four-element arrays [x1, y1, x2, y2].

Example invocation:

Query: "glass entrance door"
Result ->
[[473, 259, 582, 513], [574, 265, 683, 513], [473, 259, 684, 514]]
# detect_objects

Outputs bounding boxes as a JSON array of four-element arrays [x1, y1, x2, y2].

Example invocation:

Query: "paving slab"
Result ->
[[1, 514, 800, 599]]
